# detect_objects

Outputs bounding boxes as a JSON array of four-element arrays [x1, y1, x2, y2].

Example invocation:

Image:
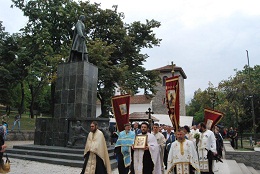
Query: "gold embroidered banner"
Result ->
[[111, 94, 131, 132], [165, 76, 180, 131], [204, 108, 224, 130]]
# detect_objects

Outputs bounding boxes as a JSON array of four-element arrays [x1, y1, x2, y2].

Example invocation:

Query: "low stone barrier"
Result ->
[[6, 131, 35, 141], [224, 141, 260, 170]]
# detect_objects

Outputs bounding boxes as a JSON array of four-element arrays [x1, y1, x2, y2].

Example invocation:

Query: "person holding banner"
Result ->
[[133, 122, 162, 174], [81, 121, 111, 174], [197, 122, 217, 174], [114, 123, 135, 174]]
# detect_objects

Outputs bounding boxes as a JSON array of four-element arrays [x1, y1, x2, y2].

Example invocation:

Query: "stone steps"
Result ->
[[247, 166, 260, 174], [6, 144, 118, 170], [238, 163, 252, 174], [223, 140, 260, 174], [222, 160, 260, 174]]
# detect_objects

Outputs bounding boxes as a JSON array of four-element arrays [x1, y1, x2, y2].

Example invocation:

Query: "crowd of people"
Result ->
[[82, 121, 225, 174]]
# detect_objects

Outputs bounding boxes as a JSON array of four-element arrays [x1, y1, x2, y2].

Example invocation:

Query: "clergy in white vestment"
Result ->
[[167, 128, 200, 174], [197, 122, 217, 174], [81, 121, 111, 174], [152, 123, 166, 174], [133, 122, 162, 174]]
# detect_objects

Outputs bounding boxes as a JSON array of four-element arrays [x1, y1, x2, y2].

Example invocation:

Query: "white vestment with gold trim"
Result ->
[[197, 129, 216, 172], [167, 139, 200, 174]]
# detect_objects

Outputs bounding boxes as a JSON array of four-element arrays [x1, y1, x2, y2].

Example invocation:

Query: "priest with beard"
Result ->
[[81, 121, 111, 174], [133, 122, 162, 174], [114, 123, 135, 174], [167, 128, 200, 174]]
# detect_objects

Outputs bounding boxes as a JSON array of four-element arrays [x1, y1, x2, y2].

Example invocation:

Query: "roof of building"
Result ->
[[129, 112, 159, 122], [97, 95, 152, 105], [153, 65, 187, 79], [130, 95, 153, 104]]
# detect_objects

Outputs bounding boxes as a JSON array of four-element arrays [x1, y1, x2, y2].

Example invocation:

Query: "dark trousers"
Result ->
[[143, 150, 154, 174], [230, 138, 235, 148], [117, 149, 130, 174], [163, 149, 169, 169], [201, 150, 214, 174], [235, 139, 238, 149]]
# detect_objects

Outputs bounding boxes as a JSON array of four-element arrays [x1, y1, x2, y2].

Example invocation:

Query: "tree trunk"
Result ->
[[29, 85, 35, 118], [18, 81, 25, 117], [100, 99, 109, 117], [234, 106, 239, 128]]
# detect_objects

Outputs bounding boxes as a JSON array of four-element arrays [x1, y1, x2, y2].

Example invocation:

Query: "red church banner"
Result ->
[[165, 76, 180, 131], [204, 108, 224, 130], [111, 94, 131, 132]]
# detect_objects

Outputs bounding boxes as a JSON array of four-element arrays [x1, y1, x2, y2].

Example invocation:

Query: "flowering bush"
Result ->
[[194, 133, 200, 139]]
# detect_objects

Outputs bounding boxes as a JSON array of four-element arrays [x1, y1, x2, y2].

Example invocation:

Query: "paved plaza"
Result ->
[[5, 141, 119, 174], [5, 157, 226, 174], [4, 141, 253, 174]]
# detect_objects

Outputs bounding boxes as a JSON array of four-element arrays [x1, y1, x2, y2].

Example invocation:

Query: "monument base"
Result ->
[[34, 117, 110, 147]]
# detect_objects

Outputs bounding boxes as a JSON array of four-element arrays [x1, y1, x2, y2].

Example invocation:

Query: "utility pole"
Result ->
[[246, 50, 256, 145]]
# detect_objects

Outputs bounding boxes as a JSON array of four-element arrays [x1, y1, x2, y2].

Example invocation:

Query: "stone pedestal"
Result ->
[[34, 61, 110, 147], [54, 61, 98, 118], [34, 117, 109, 147]]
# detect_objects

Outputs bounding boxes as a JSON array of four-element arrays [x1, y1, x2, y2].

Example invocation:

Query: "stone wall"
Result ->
[[6, 131, 34, 141], [224, 141, 260, 169]]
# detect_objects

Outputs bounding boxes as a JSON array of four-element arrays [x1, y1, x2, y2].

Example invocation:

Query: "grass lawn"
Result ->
[[1, 109, 51, 131]]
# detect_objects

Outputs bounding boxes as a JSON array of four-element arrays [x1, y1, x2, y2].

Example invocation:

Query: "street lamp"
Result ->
[[246, 50, 256, 145]]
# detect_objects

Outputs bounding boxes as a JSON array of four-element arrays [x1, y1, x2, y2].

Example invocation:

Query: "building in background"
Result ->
[[96, 64, 192, 126]]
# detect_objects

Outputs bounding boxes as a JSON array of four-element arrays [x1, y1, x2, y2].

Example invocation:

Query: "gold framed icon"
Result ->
[[133, 135, 147, 149]]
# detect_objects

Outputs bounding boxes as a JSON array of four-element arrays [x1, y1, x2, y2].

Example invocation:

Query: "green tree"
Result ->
[[86, 4, 161, 117], [11, 0, 81, 117], [219, 65, 260, 131], [186, 83, 222, 124], [11, 0, 161, 118]]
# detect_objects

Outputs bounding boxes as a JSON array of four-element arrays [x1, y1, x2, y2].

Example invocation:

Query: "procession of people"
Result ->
[[81, 120, 223, 174]]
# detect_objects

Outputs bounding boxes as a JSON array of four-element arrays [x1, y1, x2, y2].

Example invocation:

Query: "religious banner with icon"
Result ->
[[165, 76, 180, 131], [204, 108, 224, 130], [111, 94, 131, 132]]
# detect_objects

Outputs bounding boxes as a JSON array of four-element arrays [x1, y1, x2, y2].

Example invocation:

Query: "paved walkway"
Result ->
[[5, 141, 119, 174], [5, 141, 231, 174]]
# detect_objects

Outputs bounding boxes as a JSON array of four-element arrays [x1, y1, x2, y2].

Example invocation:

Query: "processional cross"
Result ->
[[145, 108, 154, 131]]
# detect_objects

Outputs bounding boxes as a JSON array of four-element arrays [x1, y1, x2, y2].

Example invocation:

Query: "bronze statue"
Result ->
[[68, 15, 88, 62], [67, 121, 88, 147]]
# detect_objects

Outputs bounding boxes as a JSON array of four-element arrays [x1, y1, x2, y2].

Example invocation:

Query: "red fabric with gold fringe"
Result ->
[[165, 76, 180, 131]]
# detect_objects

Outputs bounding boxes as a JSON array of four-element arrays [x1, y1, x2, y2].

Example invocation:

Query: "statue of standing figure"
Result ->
[[68, 15, 88, 62]]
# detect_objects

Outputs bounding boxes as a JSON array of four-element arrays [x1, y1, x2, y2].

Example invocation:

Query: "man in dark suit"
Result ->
[[162, 125, 175, 170]]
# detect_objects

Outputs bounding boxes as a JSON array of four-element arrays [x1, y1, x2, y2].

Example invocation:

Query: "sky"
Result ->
[[1, 0, 259, 104]]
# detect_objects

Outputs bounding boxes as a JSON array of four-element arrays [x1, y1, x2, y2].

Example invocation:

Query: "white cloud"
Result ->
[[1, 0, 259, 104]]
